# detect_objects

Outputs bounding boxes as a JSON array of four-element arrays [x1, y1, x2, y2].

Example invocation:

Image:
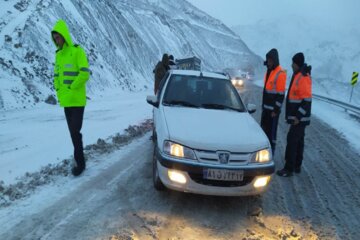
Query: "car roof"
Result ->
[[170, 70, 229, 80]]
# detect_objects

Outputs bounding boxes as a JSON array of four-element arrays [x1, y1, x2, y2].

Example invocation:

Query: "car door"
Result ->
[[153, 72, 170, 142]]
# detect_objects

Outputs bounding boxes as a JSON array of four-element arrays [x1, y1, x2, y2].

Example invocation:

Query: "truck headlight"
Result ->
[[251, 149, 271, 163], [163, 141, 197, 160]]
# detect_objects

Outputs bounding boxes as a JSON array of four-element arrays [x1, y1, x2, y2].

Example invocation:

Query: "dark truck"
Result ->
[[175, 56, 201, 71]]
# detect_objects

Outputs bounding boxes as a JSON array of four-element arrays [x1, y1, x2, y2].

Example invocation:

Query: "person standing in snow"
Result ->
[[153, 53, 169, 95], [261, 48, 287, 156], [51, 19, 91, 176], [150, 54, 169, 141], [277, 52, 312, 177]]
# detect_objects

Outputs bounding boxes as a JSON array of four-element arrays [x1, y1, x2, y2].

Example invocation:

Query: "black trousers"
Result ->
[[284, 124, 306, 172], [64, 107, 85, 169], [260, 110, 279, 155]]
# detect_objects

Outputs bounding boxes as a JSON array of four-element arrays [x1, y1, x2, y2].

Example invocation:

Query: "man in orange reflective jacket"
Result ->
[[261, 48, 286, 156], [277, 52, 312, 177]]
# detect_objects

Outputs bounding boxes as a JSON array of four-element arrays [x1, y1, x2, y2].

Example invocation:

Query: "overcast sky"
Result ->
[[187, 0, 360, 27]]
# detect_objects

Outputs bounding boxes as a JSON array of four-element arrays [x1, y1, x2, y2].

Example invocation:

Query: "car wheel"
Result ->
[[153, 143, 165, 191]]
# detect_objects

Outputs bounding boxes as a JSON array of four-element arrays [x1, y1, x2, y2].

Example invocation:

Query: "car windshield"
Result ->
[[162, 74, 246, 112]]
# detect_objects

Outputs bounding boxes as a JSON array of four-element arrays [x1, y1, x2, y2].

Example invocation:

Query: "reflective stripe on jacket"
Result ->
[[262, 65, 286, 113], [285, 72, 312, 125], [52, 20, 90, 107]]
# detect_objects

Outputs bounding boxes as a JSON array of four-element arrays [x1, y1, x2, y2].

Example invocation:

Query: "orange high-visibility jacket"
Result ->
[[262, 65, 287, 113], [285, 71, 312, 125]]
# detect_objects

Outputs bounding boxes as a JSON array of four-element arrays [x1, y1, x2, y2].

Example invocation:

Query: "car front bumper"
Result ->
[[156, 150, 275, 196]]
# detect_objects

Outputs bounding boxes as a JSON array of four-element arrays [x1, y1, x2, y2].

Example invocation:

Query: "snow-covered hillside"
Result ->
[[0, 0, 262, 110], [232, 16, 360, 105]]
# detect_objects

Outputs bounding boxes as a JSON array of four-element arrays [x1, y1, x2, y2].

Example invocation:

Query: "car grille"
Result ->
[[188, 173, 254, 187], [194, 149, 251, 166]]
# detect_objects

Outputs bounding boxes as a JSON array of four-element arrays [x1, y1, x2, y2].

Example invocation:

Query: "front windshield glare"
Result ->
[[163, 75, 245, 111]]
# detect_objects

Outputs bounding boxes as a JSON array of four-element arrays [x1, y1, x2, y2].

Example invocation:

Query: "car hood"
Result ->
[[163, 106, 269, 152]]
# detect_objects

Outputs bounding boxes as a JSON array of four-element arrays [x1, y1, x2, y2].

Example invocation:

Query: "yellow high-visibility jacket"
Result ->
[[52, 19, 90, 107]]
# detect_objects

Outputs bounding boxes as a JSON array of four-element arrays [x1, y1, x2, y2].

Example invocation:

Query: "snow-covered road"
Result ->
[[0, 82, 359, 240]]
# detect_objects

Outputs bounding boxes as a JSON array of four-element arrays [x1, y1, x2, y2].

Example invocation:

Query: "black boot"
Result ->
[[276, 168, 293, 177], [72, 166, 85, 176]]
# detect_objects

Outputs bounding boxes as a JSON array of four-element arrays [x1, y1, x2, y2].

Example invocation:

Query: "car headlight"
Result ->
[[163, 141, 197, 160], [251, 149, 271, 163]]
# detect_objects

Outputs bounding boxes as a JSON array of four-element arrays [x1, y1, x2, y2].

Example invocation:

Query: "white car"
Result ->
[[147, 70, 274, 196]]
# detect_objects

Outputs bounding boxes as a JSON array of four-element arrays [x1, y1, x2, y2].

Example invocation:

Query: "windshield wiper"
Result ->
[[163, 100, 199, 108], [201, 103, 242, 112]]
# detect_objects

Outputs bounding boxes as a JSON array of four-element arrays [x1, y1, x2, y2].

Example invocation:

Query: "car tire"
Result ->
[[153, 143, 165, 191]]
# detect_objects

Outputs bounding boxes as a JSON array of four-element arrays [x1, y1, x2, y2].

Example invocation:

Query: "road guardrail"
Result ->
[[313, 94, 360, 115]]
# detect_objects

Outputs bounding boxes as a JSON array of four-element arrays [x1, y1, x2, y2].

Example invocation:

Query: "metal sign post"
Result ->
[[350, 72, 358, 103]]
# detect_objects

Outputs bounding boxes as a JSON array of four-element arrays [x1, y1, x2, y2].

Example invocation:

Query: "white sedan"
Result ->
[[147, 70, 274, 196]]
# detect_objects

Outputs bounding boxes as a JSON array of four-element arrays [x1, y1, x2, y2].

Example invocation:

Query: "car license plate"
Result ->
[[203, 169, 244, 181]]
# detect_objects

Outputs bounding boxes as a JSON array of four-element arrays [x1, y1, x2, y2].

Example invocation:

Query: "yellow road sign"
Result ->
[[352, 72, 358, 86]]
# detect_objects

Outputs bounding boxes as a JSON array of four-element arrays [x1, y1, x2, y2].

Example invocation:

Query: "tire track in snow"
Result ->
[[243, 82, 360, 239], [0, 136, 153, 240], [302, 122, 360, 239]]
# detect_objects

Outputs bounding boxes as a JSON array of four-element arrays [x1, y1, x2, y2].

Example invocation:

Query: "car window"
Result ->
[[162, 74, 245, 111]]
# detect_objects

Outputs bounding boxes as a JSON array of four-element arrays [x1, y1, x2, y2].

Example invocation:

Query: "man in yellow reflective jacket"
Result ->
[[52, 19, 90, 176]]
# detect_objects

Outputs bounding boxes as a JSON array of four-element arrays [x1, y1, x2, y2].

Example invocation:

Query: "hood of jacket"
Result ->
[[266, 48, 279, 68], [51, 19, 73, 49]]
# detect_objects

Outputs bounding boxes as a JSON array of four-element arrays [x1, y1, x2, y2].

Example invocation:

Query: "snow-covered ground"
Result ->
[[0, 133, 152, 237], [1, 80, 359, 239], [1, 1, 359, 239], [1, 79, 359, 197], [0, 89, 152, 185], [0, 0, 262, 110]]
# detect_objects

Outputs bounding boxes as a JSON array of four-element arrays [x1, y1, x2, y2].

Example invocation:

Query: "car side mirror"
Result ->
[[146, 95, 159, 108], [247, 103, 256, 114]]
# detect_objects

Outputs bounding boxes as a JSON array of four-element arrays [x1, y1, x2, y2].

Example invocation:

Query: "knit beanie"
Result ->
[[292, 52, 305, 67]]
